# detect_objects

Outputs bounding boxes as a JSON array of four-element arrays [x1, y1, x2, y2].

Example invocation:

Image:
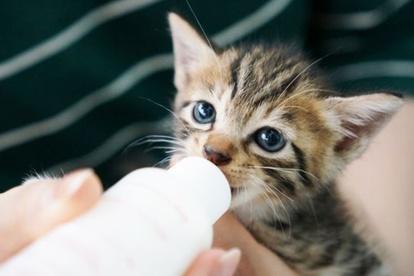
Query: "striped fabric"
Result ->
[[0, 0, 413, 191]]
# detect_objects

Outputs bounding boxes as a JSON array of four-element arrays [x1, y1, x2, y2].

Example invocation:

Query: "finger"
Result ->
[[213, 212, 298, 276], [185, 248, 241, 276], [213, 212, 257, 249], [0, 169, 102, 262]]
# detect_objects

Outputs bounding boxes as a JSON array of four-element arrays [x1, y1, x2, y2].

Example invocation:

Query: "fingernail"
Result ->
[[217, 248, 241, 276], [55, 169, 95, 199]]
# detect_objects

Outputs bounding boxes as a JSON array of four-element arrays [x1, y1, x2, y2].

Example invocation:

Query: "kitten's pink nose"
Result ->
[[203, 133, 235, 166], [203, 145, 232, 166]]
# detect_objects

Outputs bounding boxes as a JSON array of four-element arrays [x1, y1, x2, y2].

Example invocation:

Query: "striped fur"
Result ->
[[168, 13, 402, 275]]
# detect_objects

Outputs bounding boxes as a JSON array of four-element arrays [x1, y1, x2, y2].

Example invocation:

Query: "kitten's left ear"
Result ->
[[168, 13, 216, 91], [326, 93, 403, 162]]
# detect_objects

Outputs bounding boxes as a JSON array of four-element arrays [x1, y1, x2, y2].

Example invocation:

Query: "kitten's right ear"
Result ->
[[168, 13, 216, 91]]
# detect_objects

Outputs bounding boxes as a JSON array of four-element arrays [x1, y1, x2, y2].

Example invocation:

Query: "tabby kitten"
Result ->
[[167, 13, 402, 275]]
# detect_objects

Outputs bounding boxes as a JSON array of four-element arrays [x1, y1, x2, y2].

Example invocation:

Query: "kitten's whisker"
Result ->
[[257, 182, 283, 232], [248, 165, 319, 182], [255, 172, 295, 203], [149, 146, 182, 151], [124, 134, 180, 150], [124, 136, 171, 153], [278, 88, 335, 108], [277, 55, 330, 103], [280, 88, 336, 104], [252, 177, 279, 215], [135, 139, 183, 147], [142, 134, 180, 140], [245, 166, 295, 202], [185, 0, 213, 51], [133, 136, 182, 144], [245, 174, 262, 222], [185, 0, 223, 75], [305, 193, 319, 228], [269, 183, 294, 203], [153, 155, 173, 168], [246, 173, 286, 225], [124, 137, 184, 155], [274, 105, 309, 113], [138, 96, 191, 132], [257, 178, 292, 237], [165, 148, 185, 154]]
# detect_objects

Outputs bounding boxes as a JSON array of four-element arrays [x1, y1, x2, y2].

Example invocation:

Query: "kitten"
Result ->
[[167, 13, 402, 275]]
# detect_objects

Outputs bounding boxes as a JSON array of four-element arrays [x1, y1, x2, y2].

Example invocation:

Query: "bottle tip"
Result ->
[[169, 157, 231, 224]]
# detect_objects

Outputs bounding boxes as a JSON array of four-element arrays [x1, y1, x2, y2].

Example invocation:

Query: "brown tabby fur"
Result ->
[[167, 13, 403, 275]]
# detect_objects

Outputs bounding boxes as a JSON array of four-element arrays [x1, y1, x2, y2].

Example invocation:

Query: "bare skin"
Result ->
[[213, 212, 298, 276], [0, 170, 102, 262], [338, 99, 414, 276], [1, 99, 413, 275]]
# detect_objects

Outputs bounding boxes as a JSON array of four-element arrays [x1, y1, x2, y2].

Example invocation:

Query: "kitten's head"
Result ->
[[167, 13, 403, 211]]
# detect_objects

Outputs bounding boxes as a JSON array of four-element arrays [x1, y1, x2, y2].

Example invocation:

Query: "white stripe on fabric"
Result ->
[[0, 0, 292, 153], [333, 60, 414, 82], [318, 0, 410, 30], [47, 118, 170, 173], [213, 0, 292, 46], [45, 0, 293, 170], [0, 0, 162, 82], [0, 54, 173, 152]]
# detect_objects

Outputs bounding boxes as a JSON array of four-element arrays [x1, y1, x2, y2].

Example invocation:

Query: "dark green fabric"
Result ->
[[0, 0, 413, 191], [309, 0, 414, 93]]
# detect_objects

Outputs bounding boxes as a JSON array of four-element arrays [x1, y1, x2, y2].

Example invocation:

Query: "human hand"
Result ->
[[338, 99, 414, 275], [0, 169, 240, 276], [213, 212, 298, 276], [185, 248, 240, 276], [0, 169, 102, 262]]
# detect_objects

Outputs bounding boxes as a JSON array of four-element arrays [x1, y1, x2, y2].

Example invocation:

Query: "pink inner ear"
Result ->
[[334, 112, 388, 153], [334, 122, 362, 152]]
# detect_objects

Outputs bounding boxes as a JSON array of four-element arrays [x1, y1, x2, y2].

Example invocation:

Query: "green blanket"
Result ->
[[0, 0, 413, 190]]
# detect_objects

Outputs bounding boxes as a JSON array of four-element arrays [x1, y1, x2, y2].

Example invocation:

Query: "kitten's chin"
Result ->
[[230, 187, 262, 209]]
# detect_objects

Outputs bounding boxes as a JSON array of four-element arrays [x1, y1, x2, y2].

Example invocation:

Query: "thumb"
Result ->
[[185, 248, 241, 276]]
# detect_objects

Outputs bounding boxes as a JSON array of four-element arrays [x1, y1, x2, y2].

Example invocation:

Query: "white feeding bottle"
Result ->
[[0, 157, 231, 276]]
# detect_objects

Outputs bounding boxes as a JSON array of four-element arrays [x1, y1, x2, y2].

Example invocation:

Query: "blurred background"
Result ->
[[0, 0, 413, 191]]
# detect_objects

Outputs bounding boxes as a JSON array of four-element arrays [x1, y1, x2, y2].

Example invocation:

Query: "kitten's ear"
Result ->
[[168, 13, 216, 90], [326, 93, 403, 162]]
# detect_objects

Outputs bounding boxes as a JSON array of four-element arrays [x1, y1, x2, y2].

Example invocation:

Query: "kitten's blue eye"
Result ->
[[254, 127, 285, 152], [193, 101, 216, 124]]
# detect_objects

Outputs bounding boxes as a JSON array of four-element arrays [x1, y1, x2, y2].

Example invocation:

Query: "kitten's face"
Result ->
[[168, 14, 402, 213], [171, 45, 334, 208]]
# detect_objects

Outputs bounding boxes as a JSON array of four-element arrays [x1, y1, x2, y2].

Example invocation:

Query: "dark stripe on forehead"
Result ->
[[251, 71, 301, 109], [230, 56, 243, 99], [252, 92, 276, 108], [291, 143, 313, 187]]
